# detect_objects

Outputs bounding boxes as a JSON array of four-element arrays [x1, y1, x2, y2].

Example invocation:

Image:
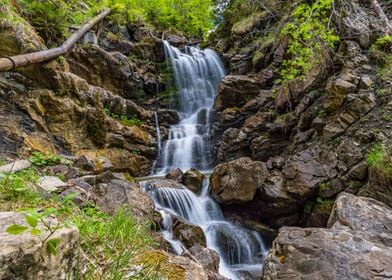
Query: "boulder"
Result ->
[[165, 168, 184, 183], [183, 168, 205, 194], [92, 157, 113, 174], [0, 212, 80, 280], [324, 77, 357, 113], [172, 217, 206, 249], [0, 160, 32, 174], [218, 128, 250, 162], [36, 176, 68, 193], [210, 157, 268, 204], [184, 244, 220, 273], [262, 193, 392, 279]]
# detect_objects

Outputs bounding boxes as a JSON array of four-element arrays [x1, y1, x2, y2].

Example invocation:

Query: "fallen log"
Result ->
[[0, 9, 110, 72]]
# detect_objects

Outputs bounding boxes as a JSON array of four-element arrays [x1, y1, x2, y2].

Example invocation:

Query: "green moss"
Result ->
[[319, 181, 332, 192], [103, 108, 143, 126], [315, 196, 334, 211]]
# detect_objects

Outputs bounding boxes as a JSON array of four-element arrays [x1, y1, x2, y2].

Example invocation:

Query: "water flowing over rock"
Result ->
[[152, 41, 225, 174]]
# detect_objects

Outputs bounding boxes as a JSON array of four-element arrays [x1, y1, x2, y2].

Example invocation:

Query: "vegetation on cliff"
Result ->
[[1, 0, 215, 43]]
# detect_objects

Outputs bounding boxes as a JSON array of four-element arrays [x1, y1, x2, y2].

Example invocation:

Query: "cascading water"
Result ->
[[146, 41, 267, 279], [153, 41, 225, 174]]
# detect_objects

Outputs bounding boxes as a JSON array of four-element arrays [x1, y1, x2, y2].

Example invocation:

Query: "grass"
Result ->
[[367, 144, 392, 186], [0, 167, 166, 279]]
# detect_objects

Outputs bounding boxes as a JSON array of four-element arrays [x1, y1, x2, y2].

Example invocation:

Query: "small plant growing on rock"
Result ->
[[103, 107, 143, 126], [29, 152, 61, 167], [367, 144, 392, 186]]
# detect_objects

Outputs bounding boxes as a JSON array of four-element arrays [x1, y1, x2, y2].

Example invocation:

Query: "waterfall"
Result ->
[[153, 41, 225, 174], [142, 180, 267, 280], [146, 41, 266, 279]]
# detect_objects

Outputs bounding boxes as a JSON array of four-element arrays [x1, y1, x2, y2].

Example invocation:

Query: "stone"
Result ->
[[92, 157, 113, 174], [359, 75, 374, 89], [218, 128, 250, 162], [183, 168, 205, 194], [210, 157, 268, 204], [173, 217, 206, 249], [214, 75, 264, 111], [165, 168, 184, 183], [262, 193, 392, 279], [305, 202, 334, 228], [0, 212, 80, 280], [135, 250, 227, 280], [37, 176, 68, 193], [324, 77, 357, 113], [0, 160, 32, 174], [185, 244, 220, 273], [74, 155, 94, 171]]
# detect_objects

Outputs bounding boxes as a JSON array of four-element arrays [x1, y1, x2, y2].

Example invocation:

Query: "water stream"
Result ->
[[146, 41, 266, 279]]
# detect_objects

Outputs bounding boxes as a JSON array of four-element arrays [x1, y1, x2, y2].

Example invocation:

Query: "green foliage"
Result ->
[[16, 0, 214, 43], [319, 181, 332, 191], [0, 160, 5, 166], [104, 108, 143, 126], [29, 152, 61, 167], [0, 169, 42, 209], [315, 196, 334, 210], [72, 205, 158, 279], [279, 0, 339, 82], [367, 144, 392, 186]]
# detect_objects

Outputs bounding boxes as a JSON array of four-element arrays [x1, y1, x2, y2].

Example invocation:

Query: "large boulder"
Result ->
[[210, 157, 268, 204], [262, 193, 392, 279], [0, 212, 80, 280]]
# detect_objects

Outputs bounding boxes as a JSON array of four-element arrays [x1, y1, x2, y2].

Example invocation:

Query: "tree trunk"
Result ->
[[0, 9, 110, 72]]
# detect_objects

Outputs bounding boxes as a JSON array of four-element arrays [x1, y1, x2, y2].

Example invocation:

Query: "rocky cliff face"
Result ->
[[0, 16, 182, 176], [208, 0, 392, 230]]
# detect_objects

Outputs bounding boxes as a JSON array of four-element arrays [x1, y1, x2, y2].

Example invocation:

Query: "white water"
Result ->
[[147, 42, 266, 279], [143, 180, 267, 280], [153, 41, 225, 174]]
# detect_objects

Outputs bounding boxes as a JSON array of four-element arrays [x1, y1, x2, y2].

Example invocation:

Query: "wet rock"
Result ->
[[158, 109, 180, 125], [183, 168, 205, 194], [0, 212, 80, 280], [185, 244, 220, 273], [173, 217, 206, 249], [210, 157, 268, 204], [165, 168, 184, 183], [0, 160, 32, 174], [37, 176, 68, 193], [142, 179, 184, 190]]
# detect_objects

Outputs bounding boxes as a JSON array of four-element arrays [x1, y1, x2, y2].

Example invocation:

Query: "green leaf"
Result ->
[[25, 214, 38, 228], [47, 238, 61, 256], [30, 228, 41, 236], [6, 224, 28, 235]]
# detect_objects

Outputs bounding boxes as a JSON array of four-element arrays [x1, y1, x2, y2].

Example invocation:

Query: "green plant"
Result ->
[[0, 160, 5, 166], [29, 152, 61, 167], [279, 0, 339, 82], [315, 196, 334, 210], [104, 107, 143, 126], [319, 180, 332, 191], [367, 143, 392, 186]]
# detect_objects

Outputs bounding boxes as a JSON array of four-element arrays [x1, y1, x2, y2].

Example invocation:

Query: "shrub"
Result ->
[[279, 0, 339, 82]]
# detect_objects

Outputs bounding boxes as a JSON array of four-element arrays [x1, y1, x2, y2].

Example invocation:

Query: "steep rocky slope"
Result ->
[[208, 0, 392, 230]]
